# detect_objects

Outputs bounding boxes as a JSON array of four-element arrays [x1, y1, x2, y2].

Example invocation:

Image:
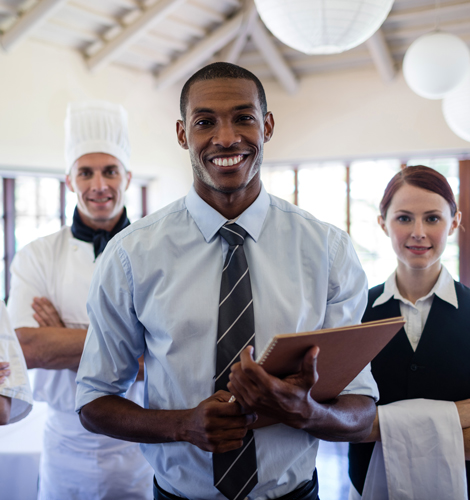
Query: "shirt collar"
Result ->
[[373, 266, 458, 309], [185, 183, 270, 243]]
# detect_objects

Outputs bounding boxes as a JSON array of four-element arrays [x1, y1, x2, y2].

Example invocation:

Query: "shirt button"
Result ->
[[72, 245, 78, 251], [412, 309, 419, 315], [410, 364, 418, 371]]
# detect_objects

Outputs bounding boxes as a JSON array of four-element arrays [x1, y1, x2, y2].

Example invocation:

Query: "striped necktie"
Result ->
[[213, 222, 258, 500]]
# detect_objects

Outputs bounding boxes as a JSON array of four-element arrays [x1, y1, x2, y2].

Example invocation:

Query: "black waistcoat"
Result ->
[[349, 281, 470, 495]]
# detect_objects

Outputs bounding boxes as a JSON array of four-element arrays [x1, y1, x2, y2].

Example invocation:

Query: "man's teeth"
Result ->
[[212, 155, 244, 167], [92, 198, 110, 202]]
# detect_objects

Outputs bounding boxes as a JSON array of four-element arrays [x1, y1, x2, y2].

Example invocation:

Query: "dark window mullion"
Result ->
[[3, 178, 15, 301]]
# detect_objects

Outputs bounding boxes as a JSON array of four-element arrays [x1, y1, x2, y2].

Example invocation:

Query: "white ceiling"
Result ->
[[1, 0, 469, 93]]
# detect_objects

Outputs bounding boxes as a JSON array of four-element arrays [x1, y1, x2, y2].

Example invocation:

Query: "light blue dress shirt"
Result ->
[[76, 185, 378, 500]]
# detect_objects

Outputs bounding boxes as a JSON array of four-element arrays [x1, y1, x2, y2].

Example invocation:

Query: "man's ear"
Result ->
[[263, 112, 275, 144], [124, 170, 132, 191], [65, 175, 75, 193], [176, 120, 188, 150], [378, 215, 389, 236]]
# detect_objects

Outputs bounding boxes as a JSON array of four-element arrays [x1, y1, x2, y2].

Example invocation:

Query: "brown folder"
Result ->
[[256, 317, 405, 402]]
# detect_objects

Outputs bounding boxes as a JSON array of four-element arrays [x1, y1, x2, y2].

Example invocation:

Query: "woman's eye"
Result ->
[[427, 216, 439, 223], [397, 215, 410, 222]]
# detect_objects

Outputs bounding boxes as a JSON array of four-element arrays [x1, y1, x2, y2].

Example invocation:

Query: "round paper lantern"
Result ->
[[403, 32, 470, 100], [253, 0, 394, 55], [443, 72, 470, 142]]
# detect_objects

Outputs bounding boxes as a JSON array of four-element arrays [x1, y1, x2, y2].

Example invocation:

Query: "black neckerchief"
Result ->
[[71, 206, 130, 259]]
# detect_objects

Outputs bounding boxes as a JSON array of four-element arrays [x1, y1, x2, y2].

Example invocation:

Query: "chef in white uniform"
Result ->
[[7, 100, 154, 500]]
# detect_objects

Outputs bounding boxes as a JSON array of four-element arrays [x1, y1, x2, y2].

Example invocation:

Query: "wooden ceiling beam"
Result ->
[[385, 2, 470, 26], [250, 17, 299, 95], [155, 10, 244, 90], [1, 0, 67, 51], [215, 0, 257, 63], [87, 0, 187, 72], [365, 28, 396, 82]]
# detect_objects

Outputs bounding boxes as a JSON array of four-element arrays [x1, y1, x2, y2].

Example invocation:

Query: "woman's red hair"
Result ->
[[380, 165, 458, 218]]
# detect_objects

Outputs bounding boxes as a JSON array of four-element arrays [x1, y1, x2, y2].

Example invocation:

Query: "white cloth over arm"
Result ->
[[0, 301, 33, 423], [362, 399, 467, 500]]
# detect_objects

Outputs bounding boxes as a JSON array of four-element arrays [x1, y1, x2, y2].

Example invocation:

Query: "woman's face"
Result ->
[[379, 184, 461, 274]]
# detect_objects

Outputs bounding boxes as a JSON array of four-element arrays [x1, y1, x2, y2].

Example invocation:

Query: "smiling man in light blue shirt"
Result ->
[[76, 62, 378, 500]]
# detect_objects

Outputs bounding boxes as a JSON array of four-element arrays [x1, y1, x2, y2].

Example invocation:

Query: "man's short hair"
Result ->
[[180, 62, 268, 123]]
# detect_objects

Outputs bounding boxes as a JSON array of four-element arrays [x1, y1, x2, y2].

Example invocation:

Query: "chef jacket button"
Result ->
[[410, 364, 418, 371]]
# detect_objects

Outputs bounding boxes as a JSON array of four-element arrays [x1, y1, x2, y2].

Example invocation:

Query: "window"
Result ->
[[260, 166, 296, 205], [349, 160, 401, 286], [298, 162, 347, 232], [15, 177, 62, 252]]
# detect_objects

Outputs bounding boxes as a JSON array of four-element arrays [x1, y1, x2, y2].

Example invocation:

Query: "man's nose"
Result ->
[[212, 124, 241, 148], [90, 172, 107, 191]]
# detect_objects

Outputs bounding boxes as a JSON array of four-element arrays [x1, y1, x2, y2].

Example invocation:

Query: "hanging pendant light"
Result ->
[[442, 72, 470, 142], [402, 0, 470, 100], [403, 32, 470, 100], [253, 0, 394, 55]]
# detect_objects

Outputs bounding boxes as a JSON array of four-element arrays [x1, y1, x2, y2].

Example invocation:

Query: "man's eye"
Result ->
[[239, 115, 254, 121], [195, 119, 212, 126]]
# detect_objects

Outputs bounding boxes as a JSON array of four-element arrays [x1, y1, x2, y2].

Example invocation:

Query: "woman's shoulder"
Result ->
[[454, 280, 470, 304]]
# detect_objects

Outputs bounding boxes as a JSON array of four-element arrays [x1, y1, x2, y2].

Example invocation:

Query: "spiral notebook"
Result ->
[[256, 317, 405, 402]]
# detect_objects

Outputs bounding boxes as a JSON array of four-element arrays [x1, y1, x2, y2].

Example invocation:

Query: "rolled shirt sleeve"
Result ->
[[76, 239, 145, 411], [325, 231, 379, 401]]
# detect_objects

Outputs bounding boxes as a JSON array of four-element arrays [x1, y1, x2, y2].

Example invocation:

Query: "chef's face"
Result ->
[[66, 153, 132, 231]]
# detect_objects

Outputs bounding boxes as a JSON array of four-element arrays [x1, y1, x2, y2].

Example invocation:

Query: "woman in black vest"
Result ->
[[348, 165, 470, 499]]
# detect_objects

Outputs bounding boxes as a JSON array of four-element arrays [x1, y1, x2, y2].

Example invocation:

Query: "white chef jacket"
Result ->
[[0, 301, 32, 423], [7, 225, 153, 500]]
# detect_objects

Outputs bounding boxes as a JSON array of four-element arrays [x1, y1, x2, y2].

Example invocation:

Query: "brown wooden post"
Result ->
[[60, 181, 66, 226], [141, 185, 148, 218], [346, 164, 351, 235], [459, 160, 470, 286], [293, 167, 299, 206], [3, 178, 15, 301]]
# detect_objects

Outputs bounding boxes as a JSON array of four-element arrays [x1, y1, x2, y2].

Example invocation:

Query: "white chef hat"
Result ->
[[64, 100, 131, 173]]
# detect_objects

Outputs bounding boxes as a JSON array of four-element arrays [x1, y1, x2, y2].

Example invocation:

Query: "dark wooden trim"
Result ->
[[346, 164, 351, 235], [293, 167, 299, 206], [459, 160, 470, 286], [141, 185, 148, 218], [60, 181, 66, 227], [3, 178, 15, 301]]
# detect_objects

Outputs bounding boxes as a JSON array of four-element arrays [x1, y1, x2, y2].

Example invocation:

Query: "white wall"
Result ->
[[263, 68, 470, 164], [1, 40, 469, 212]]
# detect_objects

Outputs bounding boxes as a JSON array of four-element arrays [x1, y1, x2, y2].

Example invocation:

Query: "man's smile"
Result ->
[[211, 154, 245, 167]]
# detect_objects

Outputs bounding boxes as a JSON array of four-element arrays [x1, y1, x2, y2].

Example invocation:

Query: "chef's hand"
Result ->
[[32, 297, 65, 328]]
